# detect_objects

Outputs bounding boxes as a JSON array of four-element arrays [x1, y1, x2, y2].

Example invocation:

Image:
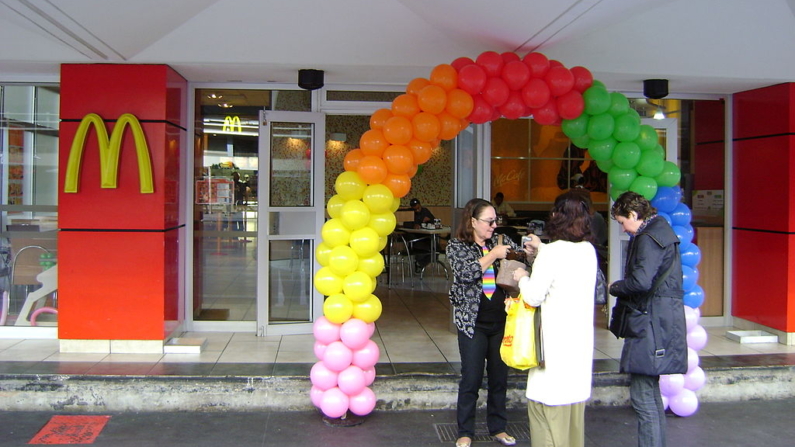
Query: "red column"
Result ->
[[58, 64, 186, 342], [733, 83, 795, 332]]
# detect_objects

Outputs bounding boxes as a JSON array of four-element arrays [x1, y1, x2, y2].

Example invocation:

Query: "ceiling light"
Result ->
[[207, 93, 222, 99], [653, 108, 665, 120], [218, 103, 233, 108]]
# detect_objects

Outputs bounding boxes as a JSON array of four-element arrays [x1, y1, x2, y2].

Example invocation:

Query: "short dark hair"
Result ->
[[454, 198, 493, 243], [494, 192, 504, 200], [545, 190, 593, 243], [611, 191, 656, 221], [409, 198, 420, 207]]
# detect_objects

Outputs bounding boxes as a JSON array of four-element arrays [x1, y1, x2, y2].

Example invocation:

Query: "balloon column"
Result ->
[[311, 50, 704, 418]]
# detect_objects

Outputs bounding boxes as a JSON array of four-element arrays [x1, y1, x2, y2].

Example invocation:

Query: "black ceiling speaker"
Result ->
[[298, 69, 324, 90], [644, 79, 669, 99]]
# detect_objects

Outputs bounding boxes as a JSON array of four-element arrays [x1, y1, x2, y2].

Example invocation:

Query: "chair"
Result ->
[[8, 235, 57, 324], [386, 232, 415, 286]]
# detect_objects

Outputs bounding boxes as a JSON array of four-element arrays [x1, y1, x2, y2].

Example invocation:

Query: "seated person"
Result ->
[[410, 198, 435, 228], [409, 198, 435, 273], [492, 192, 516, 218]]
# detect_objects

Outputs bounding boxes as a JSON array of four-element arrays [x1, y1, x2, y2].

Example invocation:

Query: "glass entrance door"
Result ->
[[257, 111, 325, 335]]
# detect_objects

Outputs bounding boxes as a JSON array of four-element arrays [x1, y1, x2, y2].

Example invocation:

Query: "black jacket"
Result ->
[[610, 216, 688, 376]]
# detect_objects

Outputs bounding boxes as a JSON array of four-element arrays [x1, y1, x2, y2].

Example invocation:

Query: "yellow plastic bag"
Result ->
[[500, 297, 542, 370]]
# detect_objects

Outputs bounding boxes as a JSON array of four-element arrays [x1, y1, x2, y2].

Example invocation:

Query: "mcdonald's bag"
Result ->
[[500, 297, 543, 370]]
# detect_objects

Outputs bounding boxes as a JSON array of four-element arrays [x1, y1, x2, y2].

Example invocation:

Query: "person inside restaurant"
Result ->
[[409, 198, 436, 273], [492, 192, 516, 218]]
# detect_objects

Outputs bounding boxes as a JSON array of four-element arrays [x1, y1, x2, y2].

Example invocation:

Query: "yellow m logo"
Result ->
[[64, 113, 154, 194], [223, 116, 242, 133]]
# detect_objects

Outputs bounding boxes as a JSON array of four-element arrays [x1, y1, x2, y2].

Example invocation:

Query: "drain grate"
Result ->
[[434, 422, 530, 443]]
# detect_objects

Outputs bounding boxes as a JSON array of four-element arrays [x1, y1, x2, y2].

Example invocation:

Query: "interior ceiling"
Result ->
[[1, 0, 794, 97]]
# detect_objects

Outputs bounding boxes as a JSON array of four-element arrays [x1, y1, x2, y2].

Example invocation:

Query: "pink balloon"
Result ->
[[314, 341, 328, 360], [324, 341, 353, 372], [337, 365, 366, 396], [684, 305, 699, 331], [340, 318, 371, 350], [310, 386, 325, 408], [366, 322, 376, 338], [313, 317, 341, 345], [687, 347, 700, 372], [363, 367, 376, 386], [684, 366, 706, 391], [352, 340, 380, 369], [659, 373, 685, 397], [310, 361, 339, 391], [320, 387, 349, 419], [669, 389, 699, 417], [687, 324, 709, 351], [348, 387, 377, 416]]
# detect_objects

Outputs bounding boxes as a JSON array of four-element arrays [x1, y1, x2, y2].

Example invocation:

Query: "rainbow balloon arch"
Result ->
[[309, 50, 706, 419]]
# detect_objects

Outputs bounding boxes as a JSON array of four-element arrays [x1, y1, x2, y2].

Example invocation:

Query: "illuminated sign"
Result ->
[[223, 116, 242, 133], [64, 113, 154, 194]]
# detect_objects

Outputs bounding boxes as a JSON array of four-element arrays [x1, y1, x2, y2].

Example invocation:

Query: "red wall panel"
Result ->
[[733, 83, 795, 140]]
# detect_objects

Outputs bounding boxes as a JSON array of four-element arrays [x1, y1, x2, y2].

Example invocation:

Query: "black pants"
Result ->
[[456, 320, 509, 438]]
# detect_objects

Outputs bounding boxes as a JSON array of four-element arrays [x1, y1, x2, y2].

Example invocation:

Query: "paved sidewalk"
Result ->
[[1, 398, 793, 446]]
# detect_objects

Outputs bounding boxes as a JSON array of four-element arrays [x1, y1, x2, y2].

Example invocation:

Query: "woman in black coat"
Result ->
[[609, 191, 688, 447]]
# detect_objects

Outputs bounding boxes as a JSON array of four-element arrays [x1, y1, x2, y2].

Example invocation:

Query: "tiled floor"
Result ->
[[1, 274, 795, 376]]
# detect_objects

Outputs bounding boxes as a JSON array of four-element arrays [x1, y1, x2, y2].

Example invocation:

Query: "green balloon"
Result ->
[[587, 113, 615, 140], [613, 112, 641, 142], [636, 150, 665, 178], [596, 158, 614, 173], [609, 186, 627, 201], [608, 166, 637, 190], [635, 125, 659, 151], [608, 92, 630, 116], [571, 134, 590, 148], [588, 137, 617, 161], [562, 114, 590, 139], [583, 86, 611, 115], [591, 79, 606, 89], [611, 141, 641, 169], [629, 176, 658, 201], [655, 161, 681, 187], [650, 143, 666, 159], [626, 108, 640, 121]]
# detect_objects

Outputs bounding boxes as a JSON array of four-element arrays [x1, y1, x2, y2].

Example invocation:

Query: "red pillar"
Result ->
[[58, 64, 186, 346], [733, 83, 795, 332]]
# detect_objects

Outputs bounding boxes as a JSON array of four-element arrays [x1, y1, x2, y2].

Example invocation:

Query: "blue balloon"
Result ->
[[682, 265, 699, 292], [651, 186, 679, 213], [671, 185, 683, 203], [658, 212, 673, 227], [681, 242, 702, 268], [684, 284, 705, 308], [670, 202, 692, 227], [674, 224, 694, 245]]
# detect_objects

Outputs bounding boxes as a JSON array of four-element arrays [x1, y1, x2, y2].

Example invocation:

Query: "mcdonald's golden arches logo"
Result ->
[[64, 113, 154, 194], [223, 116, 242, 133]]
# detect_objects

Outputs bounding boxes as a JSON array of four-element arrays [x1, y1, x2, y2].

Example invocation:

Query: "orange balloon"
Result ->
[[430, 138, 441, 148], [382, 173, 411, 198], [382, 144, 415, 175], [391, 94, 420, 119], [430, 64, 458, 91], [437, 111, 463, 140], [383, 116, 413, 145], [446, 89, 475, 119], [370, 108, 393, 130], [407, 139, 433, 164], [343, 148, 364, 172], [357, 155, 388, 185], [411, 112, 441, 142], [406, 77, 430, 95], [418, 85, 447, 115], [360, 129, 389, 157], [406, 163, 419, 178]]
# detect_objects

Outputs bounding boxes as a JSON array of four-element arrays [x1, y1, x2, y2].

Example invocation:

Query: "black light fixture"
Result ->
[[643, 79, 669, 99], [298, 69, 324, 90]]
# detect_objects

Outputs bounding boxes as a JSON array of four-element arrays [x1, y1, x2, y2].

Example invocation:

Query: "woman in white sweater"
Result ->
[[512, 190, 597, 447]]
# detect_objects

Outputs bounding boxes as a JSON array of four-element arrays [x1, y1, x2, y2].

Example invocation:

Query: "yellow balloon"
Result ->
[[343, 271, 373, 302], [327, 194, 346, 219], [340, 199, 371, 231], [390, 197, 401, 213], [358, 252, 385, 278], [362, 184, 395, 214], [368, 212, 397, 237], [315, 242, 333, 267], [321, 218, 351, 248], [349, 227, 380, 257], [335, 171, 367, 201], [329, 245, 359, 277], [377, 235, 388, 252], [324, 293, 354, 324], [314, 266, 343, 296], [353, 294, 383, 323]]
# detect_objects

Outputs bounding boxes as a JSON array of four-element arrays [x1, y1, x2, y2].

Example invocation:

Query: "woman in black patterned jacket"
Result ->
[[445, 198, 526, 447]]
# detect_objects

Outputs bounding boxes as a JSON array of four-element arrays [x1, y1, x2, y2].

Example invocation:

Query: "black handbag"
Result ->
[[609, 259, 674, 339]]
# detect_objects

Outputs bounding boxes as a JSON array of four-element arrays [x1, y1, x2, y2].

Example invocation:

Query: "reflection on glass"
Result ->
[[268, 239, 311, 323], [270, 122, 313, 207]]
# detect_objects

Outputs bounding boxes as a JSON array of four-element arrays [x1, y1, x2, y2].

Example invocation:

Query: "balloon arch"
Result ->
[[310, 51, 706, 419]]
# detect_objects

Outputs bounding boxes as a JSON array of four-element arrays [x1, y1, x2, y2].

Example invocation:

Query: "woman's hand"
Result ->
[[513, 268, 529, 281], [522, 234, 542, 250], [491, 244, 512, 260]]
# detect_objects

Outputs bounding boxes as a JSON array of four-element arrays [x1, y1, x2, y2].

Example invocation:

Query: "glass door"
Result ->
[[257, 111, 325, 335]]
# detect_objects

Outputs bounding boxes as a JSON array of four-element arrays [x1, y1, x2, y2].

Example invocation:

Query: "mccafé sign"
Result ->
[[63, 113, 154, 194], [223, 115, 242, 133]]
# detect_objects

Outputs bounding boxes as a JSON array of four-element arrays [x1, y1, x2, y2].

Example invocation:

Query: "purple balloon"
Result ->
[[670, 202, 692, 227], [684, 284, 705, 308], [684, 366, 706, 391], [320, 387, 350, 418], [682, 265, 699, 292], [684, 306, 699, 331], [669, 389, 699, 417], [687, 347, 700, 372], [659, 373, 685, 396], [687, 324, 709, 351]]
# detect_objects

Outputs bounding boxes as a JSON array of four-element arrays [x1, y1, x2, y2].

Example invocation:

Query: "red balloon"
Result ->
[[501, 60, 531, 91], [521, 78, 551, 109], [501, 52, 521, 63], [532, 100, 560, 126], [475, 51, 504, 77], [481, 77, 510, 107], [570, 66, 594, 93], [499, 91, 527, 120], [457, 64, 487, 95], [467, 94, 493, 124], [490, 107, 503, 122], [545, 65, 575, 97], [523, 52, 550, 78], [451, 56, 475, 71], [556, 90, 585, 120], [549, 59, 564, 69]]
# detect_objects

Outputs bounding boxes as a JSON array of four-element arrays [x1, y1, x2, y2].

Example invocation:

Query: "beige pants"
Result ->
[[526, 399, 585, 447]]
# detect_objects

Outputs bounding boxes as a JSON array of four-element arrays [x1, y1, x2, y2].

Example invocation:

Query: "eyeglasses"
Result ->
[[476, 218, 497, 226]]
